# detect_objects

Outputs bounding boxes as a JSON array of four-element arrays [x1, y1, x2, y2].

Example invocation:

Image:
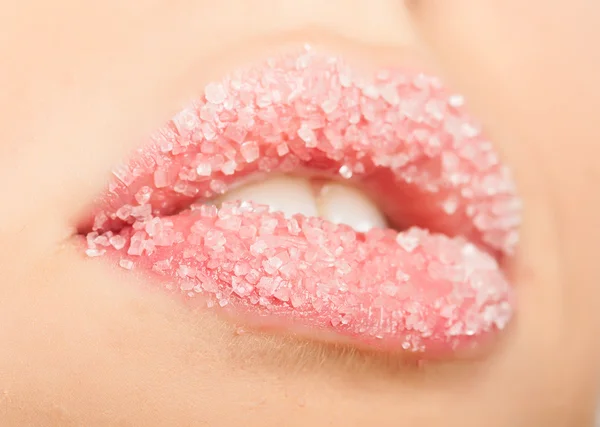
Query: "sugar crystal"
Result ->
[[338, 165, 353, 179], [119, 259, 134, 270], [240, 141, 260, 162], [205, 83, 227, 104]]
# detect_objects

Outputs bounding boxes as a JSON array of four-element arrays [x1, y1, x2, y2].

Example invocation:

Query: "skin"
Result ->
[[0, 0, 599, 425]]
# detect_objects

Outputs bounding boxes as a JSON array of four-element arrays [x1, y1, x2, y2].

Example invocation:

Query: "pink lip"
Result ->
[[81, 46, 521, 355]]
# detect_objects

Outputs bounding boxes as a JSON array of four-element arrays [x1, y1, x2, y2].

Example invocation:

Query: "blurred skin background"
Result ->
[[1, 0, 599, 425]]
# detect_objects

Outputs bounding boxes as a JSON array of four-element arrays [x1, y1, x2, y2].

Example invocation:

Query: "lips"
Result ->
[[81, 46, 521, 355]]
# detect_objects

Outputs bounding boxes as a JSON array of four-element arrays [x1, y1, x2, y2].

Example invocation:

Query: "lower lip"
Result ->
[[82, 46, 520, 356]]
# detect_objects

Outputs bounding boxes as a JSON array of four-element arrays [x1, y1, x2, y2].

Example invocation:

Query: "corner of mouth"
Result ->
[[77, 45, 522, 357]]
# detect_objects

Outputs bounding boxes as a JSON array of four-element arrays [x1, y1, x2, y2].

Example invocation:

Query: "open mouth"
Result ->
[[80, 46, 521, 355]]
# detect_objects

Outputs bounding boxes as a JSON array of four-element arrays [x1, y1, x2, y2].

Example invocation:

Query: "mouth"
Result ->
[[79, 46, 521, 356]]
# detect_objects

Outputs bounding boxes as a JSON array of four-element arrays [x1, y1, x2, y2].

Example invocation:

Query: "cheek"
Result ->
[[0, 247, 235, 425]]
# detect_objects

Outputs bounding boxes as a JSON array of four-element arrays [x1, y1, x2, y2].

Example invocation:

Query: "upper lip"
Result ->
[[80, 46, 521, 355]]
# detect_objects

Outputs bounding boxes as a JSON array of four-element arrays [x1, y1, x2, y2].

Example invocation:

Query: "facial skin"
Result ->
[[1, 0, 599, 425]]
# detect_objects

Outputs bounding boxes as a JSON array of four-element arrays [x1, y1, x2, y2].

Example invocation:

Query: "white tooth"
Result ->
[[317, 182, 387, 233], [219, 175, 319, 218]]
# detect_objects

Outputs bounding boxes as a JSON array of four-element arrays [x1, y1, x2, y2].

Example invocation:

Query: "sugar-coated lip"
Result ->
[[80, 46, 521, 355]]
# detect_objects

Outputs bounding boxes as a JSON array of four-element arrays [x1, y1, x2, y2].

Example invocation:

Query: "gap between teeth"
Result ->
[[216, 175, 387, 233]]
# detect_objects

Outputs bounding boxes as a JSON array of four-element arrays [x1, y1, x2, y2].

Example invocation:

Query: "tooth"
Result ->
[[317, 182, 387, 233], [218, 175, 387, 233], [219, 175, 319, 218]]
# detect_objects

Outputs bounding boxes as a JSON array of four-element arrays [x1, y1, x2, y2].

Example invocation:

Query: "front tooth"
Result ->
[[219, 175, 319, 218], [317, 182, 387, 233]]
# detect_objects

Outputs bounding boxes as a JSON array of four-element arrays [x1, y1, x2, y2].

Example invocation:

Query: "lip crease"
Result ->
[[80, 45, 521, 355]]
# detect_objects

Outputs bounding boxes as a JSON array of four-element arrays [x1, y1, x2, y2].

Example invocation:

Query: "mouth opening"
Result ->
[[77, 46, 521, 355]]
